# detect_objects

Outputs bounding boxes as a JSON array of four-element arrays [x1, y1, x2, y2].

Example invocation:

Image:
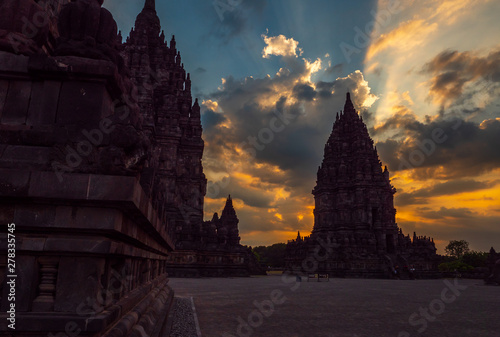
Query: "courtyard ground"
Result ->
[[168, 275, 499, 337]]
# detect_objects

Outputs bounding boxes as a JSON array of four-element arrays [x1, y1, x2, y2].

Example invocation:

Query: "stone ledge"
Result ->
[[0, 275, 173, 335], [0, 169, 174, 250]]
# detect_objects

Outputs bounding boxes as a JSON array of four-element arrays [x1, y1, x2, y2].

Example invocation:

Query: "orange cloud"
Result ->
[[366, 19, 438, 61]]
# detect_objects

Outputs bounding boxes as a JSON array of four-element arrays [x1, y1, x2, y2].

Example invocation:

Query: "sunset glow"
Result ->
[[105, 0, 500, 253]]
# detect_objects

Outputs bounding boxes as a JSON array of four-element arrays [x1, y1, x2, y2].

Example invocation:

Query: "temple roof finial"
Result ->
[[344, 92, 355, 113], [144, 0, 155, 10]]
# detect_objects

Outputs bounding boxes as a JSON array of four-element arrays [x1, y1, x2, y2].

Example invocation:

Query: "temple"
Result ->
[[121, 0, 253, 277], [285, 93, 439, 278], [0, 0, 253, 335]]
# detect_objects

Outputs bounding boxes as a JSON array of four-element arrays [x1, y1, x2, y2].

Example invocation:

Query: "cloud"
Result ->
[[292, 83, 317, 101], [422, 48, 500, 106], [376, 115, 500, 179], [417, 206, 476, 220], [201, 109, 227, 130], [262, 34, 303, 59], [207, 0, 267, 44], [366, 19, 438, 61], [200, 39, 378, 243], [395, 179, 500, 206]]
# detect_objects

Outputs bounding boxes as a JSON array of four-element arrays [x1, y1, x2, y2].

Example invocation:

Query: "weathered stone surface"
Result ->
[[56, 81, 106, 125], [0, 1, 175, 336], [55, 0, 121, 64], [0, 145, 51, 170], [26, 81, 61, 125], [14, 204, 56, 228], [0, 0, 50, 55], [54, 256, 105, 312], [54, 206, 122, 230], [0, 80, 8, 118], [285, 93, 438, 278], [1, 80, 32, 124], [0, 168, 31, 196]]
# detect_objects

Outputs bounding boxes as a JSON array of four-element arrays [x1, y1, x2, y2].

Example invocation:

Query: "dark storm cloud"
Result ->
[[194, 67, 207, 74], [395, 179, 499, 207], [359, 109, 376, 128], [422, 48, 500, 104], [423, 179, 499, 196], [416, 207, 476, 220], [293, 83, 317, 101], [208, 0, 267, 43], [201, 109, 226, 129], [217, 181, 275, 209], [201, 52, 377, 208], [375, 112, 500, 179]]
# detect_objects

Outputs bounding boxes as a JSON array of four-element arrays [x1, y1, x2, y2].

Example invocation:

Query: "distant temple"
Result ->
[[122, 0, 252, 277], [285, 93, 438, 278]]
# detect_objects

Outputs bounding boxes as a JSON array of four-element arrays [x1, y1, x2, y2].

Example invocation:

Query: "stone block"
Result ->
[[0, 145, 51, 169], [0, 80, 8, 119], [28, 171, 90, 200], [0, 168, 30, 197], [0, 51, 29, 74], [56, 81, 105, 126], [1, 80, 31, 125], [0, 204, 14, 224], [17, 235, 47, 251], [43, 236, 112, 254], [54, 206, 122, 231], [13, 204, 56, 228], [54, 257, 106, 313], [87, 175, 137, 202], [26, 80, 61, 126]]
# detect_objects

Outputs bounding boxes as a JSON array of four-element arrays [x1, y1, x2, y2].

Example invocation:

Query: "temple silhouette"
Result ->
[[122, 0, 252, 277], [285, 93, 439, 278]]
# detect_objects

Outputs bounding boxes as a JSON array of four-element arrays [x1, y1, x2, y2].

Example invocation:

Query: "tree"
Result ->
[[445, 240, 470, 259], [252, 243, 287, 268], [462, 251, 489, 268]]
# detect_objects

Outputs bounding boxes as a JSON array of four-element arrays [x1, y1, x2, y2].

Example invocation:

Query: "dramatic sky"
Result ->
[[104, 0, 500, 253]]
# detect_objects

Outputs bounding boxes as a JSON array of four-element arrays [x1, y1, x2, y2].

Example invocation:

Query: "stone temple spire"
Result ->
[[144, 0, 155, 10], [133, 0, 161, 37], [343, 92, 355, 114], [220, 195, 240, 246]]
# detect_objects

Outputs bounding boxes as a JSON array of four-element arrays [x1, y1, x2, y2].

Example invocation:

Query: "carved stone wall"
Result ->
[[0, 1, 175, 335]]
